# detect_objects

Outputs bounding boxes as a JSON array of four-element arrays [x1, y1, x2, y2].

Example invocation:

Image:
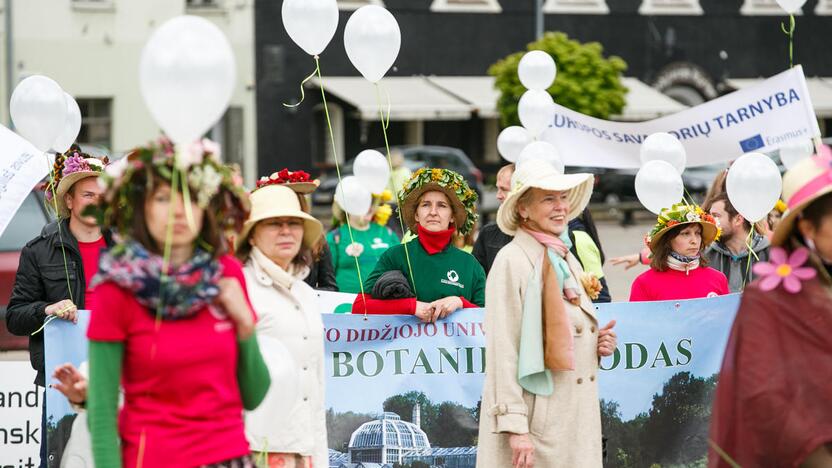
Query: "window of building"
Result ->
[[186, 0, 225, 13], [740, 0, 804, 15], [543, 0, 609, 14], [430, 0, 502, 13], [76, 98, 112, 151], [817, 0, 832, 14], [71, 0, 115, 11], [639, 0, 703, 15], [338, 0, 384, 10]]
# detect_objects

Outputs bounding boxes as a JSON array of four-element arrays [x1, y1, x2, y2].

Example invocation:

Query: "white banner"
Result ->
[[545, 66, 821, 168], [0, 125, 50, 237], [0, 361, 42, 468]]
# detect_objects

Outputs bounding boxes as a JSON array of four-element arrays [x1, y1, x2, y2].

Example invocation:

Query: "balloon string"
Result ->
[[707, 439, 742, 468], [741, 224, 760, 290], [781, 14, 795, 68], [375, 82, 418, 299], [314, 56, 369, 317], [283, 58, 321, 108]]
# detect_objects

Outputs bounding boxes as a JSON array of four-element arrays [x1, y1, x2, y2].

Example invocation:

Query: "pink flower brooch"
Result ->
[[752, 247, 817, 293]]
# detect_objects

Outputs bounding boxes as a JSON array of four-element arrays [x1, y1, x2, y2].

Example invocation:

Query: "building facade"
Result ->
[[0, 0, 259, 184], [254, 0, 832, 175]]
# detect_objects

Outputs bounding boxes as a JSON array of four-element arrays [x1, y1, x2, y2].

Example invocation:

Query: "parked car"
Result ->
[[0, 191, 52, 350], [311, 145, 484, 207]]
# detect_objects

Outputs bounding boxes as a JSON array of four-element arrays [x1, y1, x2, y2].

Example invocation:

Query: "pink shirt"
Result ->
[[87, 255, 253, 468], [78, 236, 106, 306], [629, 266, 730, 302]]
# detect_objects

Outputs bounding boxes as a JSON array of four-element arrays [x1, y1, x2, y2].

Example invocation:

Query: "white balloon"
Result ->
[[282, 0, 339, 56], [727, 153, 783, 223], [52, 93, 82, 153], [640, 132, 687, 173], [335, 175, 373, 215], [353, 149, 390, 194], [344, 5, 401, 83], [516, 141, 564, 174], [247, 336, 299, 421], [775, 0, 806, 13], [635, 160, 684, 214], [518, 89, 554, 137], [140, 16, 236, 145], [10, 75, 67, 152], [518, 50, 557, 91], [497, 126, 532, 163], [779, 139, 814, 170]]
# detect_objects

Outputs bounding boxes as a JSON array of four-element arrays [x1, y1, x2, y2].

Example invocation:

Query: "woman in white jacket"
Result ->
[[236, 183, 328, 468]]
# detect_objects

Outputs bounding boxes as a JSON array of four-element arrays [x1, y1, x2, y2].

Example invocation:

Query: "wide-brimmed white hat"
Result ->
[[236, 184, 323, 250], [497, 159, 594, 235]]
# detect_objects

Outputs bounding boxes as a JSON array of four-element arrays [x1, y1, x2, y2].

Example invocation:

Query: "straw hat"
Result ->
[[399, 168, 478, 235], [497, 159, 594, 235], [771, 148, 832, 246], [644, 203, 721, 253], [236, 184, 323, 250], [49, 149, 107, 218]]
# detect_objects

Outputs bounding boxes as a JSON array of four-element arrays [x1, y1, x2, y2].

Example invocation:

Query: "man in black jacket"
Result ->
[[473, 164, 515, 275], [5, 150, 112, 467]]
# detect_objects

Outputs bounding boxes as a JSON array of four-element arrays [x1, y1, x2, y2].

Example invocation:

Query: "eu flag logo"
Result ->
[[739, 134, 765, 152]]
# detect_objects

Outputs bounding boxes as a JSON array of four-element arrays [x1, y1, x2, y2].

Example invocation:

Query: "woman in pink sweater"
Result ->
[[630, 203, 729, 301]]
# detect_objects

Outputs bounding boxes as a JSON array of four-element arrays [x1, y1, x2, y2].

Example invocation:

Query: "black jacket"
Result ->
[[304, 241, 338, 291], [5, 220, 114, 386], [472, 222, 513, 276]]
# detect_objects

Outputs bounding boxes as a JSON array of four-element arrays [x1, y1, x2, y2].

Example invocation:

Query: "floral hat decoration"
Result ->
[[46, 145, 109, 218], [89, 137, 249, 241], [399, 168, 478, 235], [255, 168, 320, 194], [645, 202, 721, 252]]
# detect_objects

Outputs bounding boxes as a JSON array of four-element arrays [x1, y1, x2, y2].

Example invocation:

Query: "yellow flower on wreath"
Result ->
[[431, 168, 443, 181]]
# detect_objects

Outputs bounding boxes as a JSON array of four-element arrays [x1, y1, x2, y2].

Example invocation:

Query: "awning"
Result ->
[[310, 75, 687, 122], [726, 77, 832, 118], [308, 76, 472, 121]]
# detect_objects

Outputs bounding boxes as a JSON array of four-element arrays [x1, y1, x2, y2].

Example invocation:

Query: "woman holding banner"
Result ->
[[629, 203, 729, 301], [477, 159, 617, 468], [85, 138, 271, 468], [235, 181, 329, 468], [709, 152, 832, 467], [351, 168, 485, 321]]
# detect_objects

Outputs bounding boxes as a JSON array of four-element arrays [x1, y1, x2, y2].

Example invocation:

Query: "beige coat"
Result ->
[[242, 258, 328, 468], [477, 229, 602, 468]]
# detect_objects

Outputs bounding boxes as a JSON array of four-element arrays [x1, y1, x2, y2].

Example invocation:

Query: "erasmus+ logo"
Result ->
[[739, 134, 765, 152]]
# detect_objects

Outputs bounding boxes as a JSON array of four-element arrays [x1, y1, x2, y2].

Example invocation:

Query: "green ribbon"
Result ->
[[781, 14, 795, 69]]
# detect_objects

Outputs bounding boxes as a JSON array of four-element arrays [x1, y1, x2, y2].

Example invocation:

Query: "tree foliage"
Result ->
[[489, 32, 628, 126]]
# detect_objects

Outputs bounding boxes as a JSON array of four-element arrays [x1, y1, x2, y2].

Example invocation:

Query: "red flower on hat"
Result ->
[[256, 168, 314, 189]]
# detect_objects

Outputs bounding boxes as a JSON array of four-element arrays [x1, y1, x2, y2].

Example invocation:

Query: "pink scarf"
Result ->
[[523, 228, 581, 303]]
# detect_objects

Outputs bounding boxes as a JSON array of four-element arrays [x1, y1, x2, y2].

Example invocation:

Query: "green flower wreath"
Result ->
[[88, 137, 249, 239], [400, 168, 479, 235]]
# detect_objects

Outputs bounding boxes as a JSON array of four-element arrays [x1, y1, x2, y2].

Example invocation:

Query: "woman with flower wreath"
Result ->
[[85, 138, 271, 468], [352, 168, 486, 322], [254, 169, 338, 291], [708, 152, 832, 467], [327, 190, 399, 294], [629, 203, 729, 301]]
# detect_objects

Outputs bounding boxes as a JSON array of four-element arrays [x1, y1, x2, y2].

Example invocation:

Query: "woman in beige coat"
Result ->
[[237, 183, 328, 468], [477, 160, 617, 468]]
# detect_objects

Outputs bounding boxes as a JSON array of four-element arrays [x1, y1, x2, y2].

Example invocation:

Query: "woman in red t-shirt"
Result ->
[[629, 203, 729, 302], [85, 138, 271, 468]]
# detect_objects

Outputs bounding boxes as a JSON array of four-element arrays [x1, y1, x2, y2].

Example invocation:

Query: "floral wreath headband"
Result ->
[[644, 202, 722, 249], [401, 168, 478, 235], [88, 137, 249, 238], [44, 146, 109, 202]]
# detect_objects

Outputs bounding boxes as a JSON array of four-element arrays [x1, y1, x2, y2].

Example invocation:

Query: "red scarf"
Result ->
[[417, 224, 455, 255]]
